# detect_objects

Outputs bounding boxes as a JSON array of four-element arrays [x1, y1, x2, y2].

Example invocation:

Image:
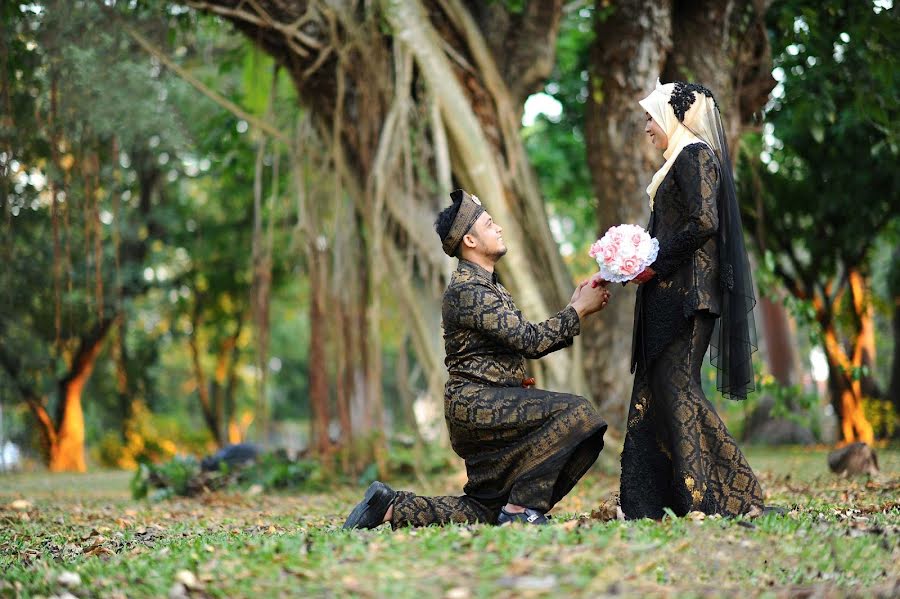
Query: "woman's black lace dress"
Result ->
[[619, 143, 764, 519]]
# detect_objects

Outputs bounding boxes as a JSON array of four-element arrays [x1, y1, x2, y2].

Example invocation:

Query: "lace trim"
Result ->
[[720, 263, 735, 291], [669, 81, 718, 121]]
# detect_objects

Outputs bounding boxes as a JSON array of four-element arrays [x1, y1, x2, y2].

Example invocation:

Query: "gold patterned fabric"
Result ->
[[621, 145, 764, 519], [391, 260, 608, 528], [441, 190, 484, 257], [620, 314, 763, 518], [632, 142, 722, 374], [443, 261, 581, 385]]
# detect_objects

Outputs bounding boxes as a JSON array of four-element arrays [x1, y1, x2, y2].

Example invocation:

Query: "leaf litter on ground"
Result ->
[[0, 446, 897, 598]]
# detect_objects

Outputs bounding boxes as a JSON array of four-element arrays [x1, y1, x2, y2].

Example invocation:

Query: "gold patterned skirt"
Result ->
[[619, 313, 763, 519], [445, 377, 607, 512], [387, 379, 607, 528]]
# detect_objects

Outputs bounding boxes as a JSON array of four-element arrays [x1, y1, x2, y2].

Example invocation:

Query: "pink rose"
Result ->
[[602, 244, 617, 264], [631, 233, 643, 247], [621, 257, 639, 275], [589, 241, 603, 258]]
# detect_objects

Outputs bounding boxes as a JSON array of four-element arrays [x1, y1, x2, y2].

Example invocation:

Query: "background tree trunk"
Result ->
[[308, 244, 332, 457], [822, 319, 875, 444], [758, 296, 798, 385], [582, 0, 673, 435], [890, 245, 900, 412], [583, 0, 774, 431]]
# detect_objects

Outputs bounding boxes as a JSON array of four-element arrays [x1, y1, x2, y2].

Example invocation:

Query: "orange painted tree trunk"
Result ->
[[49, 318, 116, 471], [806, 268, 876, 445], [0, 318, 116, 472]]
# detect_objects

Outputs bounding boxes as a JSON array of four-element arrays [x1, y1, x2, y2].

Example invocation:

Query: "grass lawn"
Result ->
[[1, 446, 897, 598]]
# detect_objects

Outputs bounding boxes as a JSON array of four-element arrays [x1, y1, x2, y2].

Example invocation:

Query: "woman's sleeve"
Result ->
[[650, 144, 720, 279]]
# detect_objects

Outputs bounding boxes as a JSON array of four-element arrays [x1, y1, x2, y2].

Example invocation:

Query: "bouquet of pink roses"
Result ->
[[589, 224, 659, 283]]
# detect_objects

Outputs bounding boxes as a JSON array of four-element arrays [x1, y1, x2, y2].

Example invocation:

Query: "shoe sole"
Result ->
[[497, 512, 548, 526], [342, 482, 393, 529]]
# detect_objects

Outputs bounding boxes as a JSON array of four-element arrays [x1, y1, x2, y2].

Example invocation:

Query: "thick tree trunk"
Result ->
[[661, 0, 774, 151], [758, 295, 797, 385], [848, 268, 881, 400], [49, 317, 115, 471], [583, 0, 773, 430], [583, 0, 673, 430], [49, 380, 88, 472], [822, 321, 874, 445]]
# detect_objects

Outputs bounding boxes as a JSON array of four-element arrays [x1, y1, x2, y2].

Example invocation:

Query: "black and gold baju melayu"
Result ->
[[390, 260, 607, 528], [620, 143, 764, 519]]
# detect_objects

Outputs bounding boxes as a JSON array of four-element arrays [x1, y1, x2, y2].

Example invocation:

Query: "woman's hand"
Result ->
[[630, 267, 656, 285]]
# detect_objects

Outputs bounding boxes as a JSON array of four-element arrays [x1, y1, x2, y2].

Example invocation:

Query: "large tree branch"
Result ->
[[56, 315, 119, 426], [464, 0, 563, 103], [96, 0, 290, 145]]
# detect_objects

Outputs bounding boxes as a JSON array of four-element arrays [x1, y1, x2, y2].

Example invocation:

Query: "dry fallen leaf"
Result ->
[[174, 570, 203, 591], [561, 518, 583, 531], [57, 571, 81, 588], [10, 499, 32, 511], [590, 496, 619, 522]]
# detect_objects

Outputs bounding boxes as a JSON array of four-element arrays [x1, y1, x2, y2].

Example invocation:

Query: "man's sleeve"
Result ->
[[450, 282, 581, 358]]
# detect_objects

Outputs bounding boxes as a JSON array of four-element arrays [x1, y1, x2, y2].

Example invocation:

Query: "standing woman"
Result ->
[[618, 80, 764, 518]]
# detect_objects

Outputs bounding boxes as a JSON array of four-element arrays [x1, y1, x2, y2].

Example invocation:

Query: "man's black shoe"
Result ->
[[342, 481, 396, 530], [497, 507, 548, 525]]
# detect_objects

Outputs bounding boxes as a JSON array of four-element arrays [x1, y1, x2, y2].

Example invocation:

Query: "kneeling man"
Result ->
[[344, 189, 609, 528]]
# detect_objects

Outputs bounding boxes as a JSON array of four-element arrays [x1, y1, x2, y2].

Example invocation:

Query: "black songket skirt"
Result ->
[[619, 312, 764, 519]]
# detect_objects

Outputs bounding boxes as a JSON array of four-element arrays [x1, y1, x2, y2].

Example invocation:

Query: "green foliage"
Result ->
[[131, 455, 203, 501], [1, 1, 313, 456], [758, 379, 819, 420], [238, 452, 323, 491], [523, 5, 597, 267], [384, 439, 454, 479], [130, 451, 324, 500], [862, 398, 897, 439], [95, 402, 211, 469], [757, 374, 823, 439], [739, 0, 899, 282]]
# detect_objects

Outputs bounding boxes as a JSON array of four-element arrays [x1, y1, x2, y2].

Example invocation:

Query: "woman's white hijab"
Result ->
[[639, 79, 720, 211]]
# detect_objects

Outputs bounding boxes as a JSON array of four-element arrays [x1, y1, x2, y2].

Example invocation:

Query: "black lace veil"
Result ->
[[672, 83, 758, 399]]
